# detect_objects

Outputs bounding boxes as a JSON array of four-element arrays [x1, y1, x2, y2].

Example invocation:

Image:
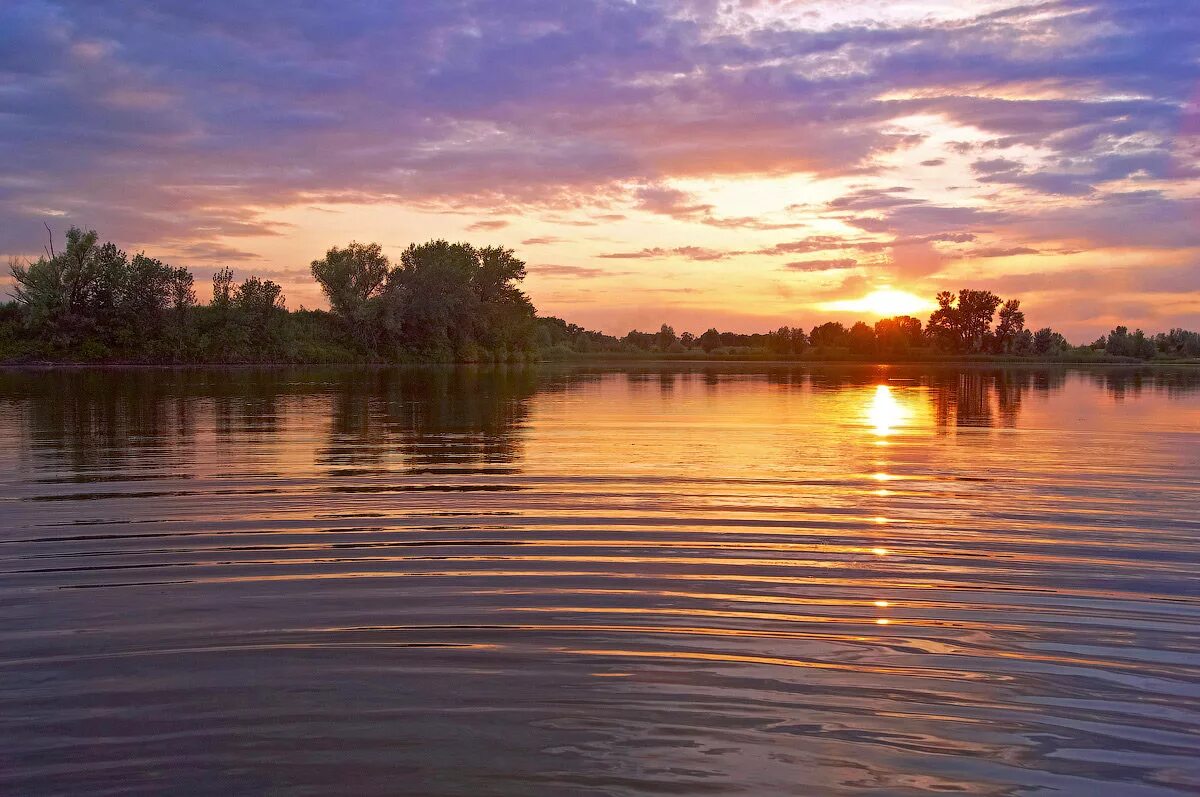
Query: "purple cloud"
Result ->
[[0, 0, 1196, 334]]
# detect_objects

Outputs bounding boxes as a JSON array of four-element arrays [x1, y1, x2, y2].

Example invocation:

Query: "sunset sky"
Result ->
[[2, 0, 1198, 340]]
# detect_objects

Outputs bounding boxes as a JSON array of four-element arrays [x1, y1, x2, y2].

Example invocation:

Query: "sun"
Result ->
[[821, 288, 934, 318]]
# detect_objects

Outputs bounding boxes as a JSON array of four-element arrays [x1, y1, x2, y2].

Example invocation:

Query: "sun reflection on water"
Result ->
[[866, 384, 909, 437]]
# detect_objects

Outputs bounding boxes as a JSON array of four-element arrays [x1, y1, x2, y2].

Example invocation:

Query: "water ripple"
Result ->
[[1, 364, 1198, 795]]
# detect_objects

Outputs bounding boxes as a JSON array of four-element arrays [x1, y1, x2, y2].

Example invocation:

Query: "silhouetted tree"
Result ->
[[1154, 328, 1200, 357], [848, 321, 876, 354], [235, 277, 285, 329], [212, 267, 234, 320], [10, 225, 1198, 366], [766, 325, 806, 357], [927, 289, 1002, 352], [1104, 326, 1156, 359], [874, 315, 922, 355], [698, 327, 722, 352], [994, 299, 1026, 353], [657, 324, 676, 351], [1033, 327, 1069, 355], [809, 321, 848, 348]]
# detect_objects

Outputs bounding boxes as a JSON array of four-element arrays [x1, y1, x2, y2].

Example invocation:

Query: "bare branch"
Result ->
[[43, 222, 55, 260]]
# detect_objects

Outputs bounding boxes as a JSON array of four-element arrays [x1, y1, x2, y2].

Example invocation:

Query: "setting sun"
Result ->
[[823, 289, 935, 318]]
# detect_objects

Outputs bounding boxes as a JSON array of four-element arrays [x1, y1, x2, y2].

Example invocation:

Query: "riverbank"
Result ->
[[4, 352, 1199, 369]]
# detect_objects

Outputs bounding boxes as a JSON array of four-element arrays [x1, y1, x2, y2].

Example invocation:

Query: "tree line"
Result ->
[[547, 286, 1200, 360], [540, 288, 1199, 362], [2, 229, 537, 363], [3, 228, 1198, 363]]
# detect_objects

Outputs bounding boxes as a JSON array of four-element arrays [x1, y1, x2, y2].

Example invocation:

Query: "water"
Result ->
[[1, 364, 1198, 796]]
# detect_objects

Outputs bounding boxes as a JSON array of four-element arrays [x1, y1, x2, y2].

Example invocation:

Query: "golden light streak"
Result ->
[[823, 288, 936, 317], [866, 384, 909, 437]]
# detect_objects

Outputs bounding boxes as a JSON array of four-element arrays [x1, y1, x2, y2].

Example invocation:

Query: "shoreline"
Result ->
[[3, 356, 1199, 370]]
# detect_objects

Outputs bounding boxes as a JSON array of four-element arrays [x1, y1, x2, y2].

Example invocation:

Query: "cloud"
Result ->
[[521, 236, 567, 245], [0, 0, 1197, 335], [532, 264, 624, 278], [969, 246, 1040, 258], [701, 216, 807, 231], [174, 242, 261, 262], [466, 220, 509, 231], [828, 186, 924, 212], [598, 246, 734, 261], [633, 185, 713, 220], [783, 258, 857, 272], [755, 236, 891, 256]]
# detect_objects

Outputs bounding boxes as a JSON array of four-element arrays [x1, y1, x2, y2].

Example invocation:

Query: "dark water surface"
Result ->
[[2, 364, 1199, 795]]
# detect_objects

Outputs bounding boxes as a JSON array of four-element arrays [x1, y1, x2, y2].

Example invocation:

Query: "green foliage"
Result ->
[[310, 241, 390, 349], [1033, 327, 1069, 355], [1103, 326, 1158, 359], [6, 229, 1198, 365], [1154, 328, 1200, 357], [8, 227, 199, 356]]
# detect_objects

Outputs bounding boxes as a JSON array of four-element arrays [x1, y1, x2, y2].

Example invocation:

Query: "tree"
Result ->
[[767, 326, 805, 357], [874, 315, 922, 354], [809, 321, 848, 347], [1154, 328, 1200, 357], [847, 321, 876, 354], [925, 291, 959, 350], [1013, 327, 1034, 354], [1105, 326, 1131, 356], [657, 324, 676, 350], [1033, 327, 1068, 355], [994, 299, 1026, 353], [379, 240, 537, 358], [390, 241, 478, 355], [10, 226, 103, 338], [170, 269, 197, 313], [212, 267, 234, 314], [959, 290, 1002, 351], [10, 228, 197, 353], [698, 328, 722, 352], [680, 331, 696, 348], [474, 246, 528, 306], [927, 289, 1002, 352], [235, 276, 285, 338], [465, 246, 535, 354], [310, 242, 390, 347]]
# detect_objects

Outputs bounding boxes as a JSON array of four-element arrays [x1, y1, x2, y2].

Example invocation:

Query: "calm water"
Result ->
[[1, 364, 1199, 796]]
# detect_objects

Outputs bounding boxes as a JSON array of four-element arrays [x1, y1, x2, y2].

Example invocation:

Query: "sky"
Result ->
[[1, 0, 1198, 340]]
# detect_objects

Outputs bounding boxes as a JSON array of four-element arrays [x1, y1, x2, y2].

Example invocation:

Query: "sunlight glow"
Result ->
[[823, 288, 935, 318], [865, 384, 909, 437]]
